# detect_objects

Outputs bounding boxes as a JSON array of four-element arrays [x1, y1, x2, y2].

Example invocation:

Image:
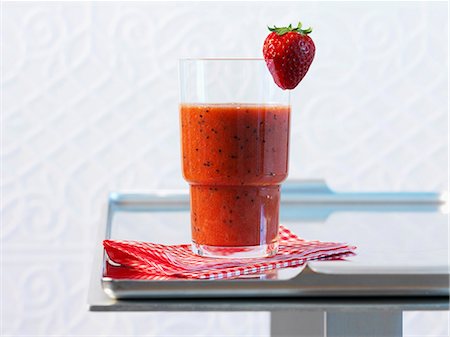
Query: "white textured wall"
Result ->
[[2, 1, 448, 336]]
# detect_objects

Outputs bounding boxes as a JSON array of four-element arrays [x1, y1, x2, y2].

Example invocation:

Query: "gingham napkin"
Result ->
[[103, 225, 356, 280]]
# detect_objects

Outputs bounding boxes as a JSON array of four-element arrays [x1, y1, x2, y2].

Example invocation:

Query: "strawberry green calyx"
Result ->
[[268, 22, 312, 36]]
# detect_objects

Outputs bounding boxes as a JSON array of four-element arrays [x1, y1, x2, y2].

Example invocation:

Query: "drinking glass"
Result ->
[[179, 58, 290, 258]]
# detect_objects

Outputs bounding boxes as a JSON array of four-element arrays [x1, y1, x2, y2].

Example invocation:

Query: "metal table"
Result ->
[[88, 180, 449, 336]]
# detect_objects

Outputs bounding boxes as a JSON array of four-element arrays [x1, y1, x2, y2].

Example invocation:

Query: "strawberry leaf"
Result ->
[[268, 22, 313, 36]]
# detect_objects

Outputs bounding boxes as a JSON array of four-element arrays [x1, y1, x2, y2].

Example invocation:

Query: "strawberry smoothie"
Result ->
[[180, 103, 290, 254]]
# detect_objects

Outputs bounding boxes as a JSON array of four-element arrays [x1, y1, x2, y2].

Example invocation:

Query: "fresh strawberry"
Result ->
[[263, 22, 315, 90]]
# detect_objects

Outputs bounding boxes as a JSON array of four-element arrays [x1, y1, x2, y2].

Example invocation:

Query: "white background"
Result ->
[[2, 1, 449, 336]]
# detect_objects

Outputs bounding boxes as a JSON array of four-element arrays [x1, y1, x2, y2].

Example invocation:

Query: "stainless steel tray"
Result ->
[[99, 180, 449, 299]]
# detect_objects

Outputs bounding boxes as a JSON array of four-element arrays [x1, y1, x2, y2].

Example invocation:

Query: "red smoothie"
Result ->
[[180, 103, 290, 248]]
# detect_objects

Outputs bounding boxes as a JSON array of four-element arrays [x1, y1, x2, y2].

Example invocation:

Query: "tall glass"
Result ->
[[179, 59, 290, 258]]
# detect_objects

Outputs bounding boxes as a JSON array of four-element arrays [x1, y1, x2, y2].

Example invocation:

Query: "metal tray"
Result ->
[[99, 180, 449, 299]]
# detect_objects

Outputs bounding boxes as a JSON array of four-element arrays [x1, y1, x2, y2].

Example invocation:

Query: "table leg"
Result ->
[[270, 310, 402, 337], [326, 311, 402, 337], [271, 311, 325, 337]]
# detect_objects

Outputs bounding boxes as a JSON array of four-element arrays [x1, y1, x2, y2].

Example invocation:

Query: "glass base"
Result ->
[[191, 241, 279, 259]]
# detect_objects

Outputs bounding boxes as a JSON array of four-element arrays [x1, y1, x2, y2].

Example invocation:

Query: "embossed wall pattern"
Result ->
[[2, 2, 448, 336]]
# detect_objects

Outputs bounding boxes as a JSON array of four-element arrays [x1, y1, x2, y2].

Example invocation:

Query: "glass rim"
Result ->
[[179, 57, 264, 61]]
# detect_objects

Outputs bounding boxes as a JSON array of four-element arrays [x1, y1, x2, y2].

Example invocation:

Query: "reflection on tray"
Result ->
[[105, 262, 282, 280]]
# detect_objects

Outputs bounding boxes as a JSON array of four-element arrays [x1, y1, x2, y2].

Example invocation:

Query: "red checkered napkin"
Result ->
[[103, 225, 356, 280]]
